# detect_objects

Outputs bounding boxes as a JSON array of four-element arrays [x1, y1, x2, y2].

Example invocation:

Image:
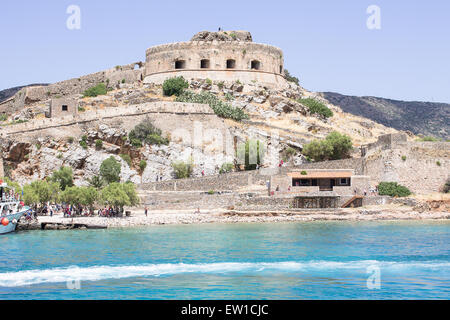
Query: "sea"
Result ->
[[0, 221, 448, 300]]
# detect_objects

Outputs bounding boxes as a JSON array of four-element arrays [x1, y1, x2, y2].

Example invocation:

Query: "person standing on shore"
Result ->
[[145, 207, 148, 217]]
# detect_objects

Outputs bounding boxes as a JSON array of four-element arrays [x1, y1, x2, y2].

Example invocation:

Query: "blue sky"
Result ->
[[1, 0, 449, 102]]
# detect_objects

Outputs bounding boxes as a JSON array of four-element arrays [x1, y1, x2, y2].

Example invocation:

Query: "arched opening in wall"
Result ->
[[251, 60, 261, 70], [175, 60, 186, 69], [280, 65, 283, 74], [226, 59, 236, 69], [200, 59, 210, 69]]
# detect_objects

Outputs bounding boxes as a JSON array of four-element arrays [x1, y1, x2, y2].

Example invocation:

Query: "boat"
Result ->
[[0, 182, 30, 235]]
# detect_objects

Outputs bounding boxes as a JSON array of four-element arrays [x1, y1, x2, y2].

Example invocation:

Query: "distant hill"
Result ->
[[321, 92, 449, 139], [0, 84, 48, 103]]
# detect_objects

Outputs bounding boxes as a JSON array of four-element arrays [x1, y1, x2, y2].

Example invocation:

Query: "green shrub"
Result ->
[[217, 81, 225, 89], [0, 114, 7, 122], [176, 91, 248, 121], [146, 134, 169, 146], [79, 140, 88, 149], [128, 118, 169, 146], [139, 160, 147, 174], [83, 83, 107, 97], [95, 139, 103, 150], [219, 162, 234, 174], [301, 171, 307, 175], [205, 78, 213, 85], [416, 136, 441, 142], [284, 69, 299, 85], [236, 140, 264, 170], [100, 156, 121, 184], [443, 178, 450, 193], [121, 79, 126, 84], [282, 147, 297, 162], [302, 131, 352, 162], [401, 155, 407, 161], [299, 98, 333, 118], [78, 107, 85, 112], [208, 190, 215, 195], [35, 143, 41, 150], [49, 166, 74, 191], [436, 161, 441, 166], [378, 182, 412, 197], [162, 76, 189, 96], [171, 158, 194, 179], [120, 154, 132, 167], [224, 93, 234, 101]]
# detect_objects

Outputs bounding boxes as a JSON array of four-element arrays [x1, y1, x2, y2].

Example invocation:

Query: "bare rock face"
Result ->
[[7, 142, 31, 162], [191, 31, 253, 42]]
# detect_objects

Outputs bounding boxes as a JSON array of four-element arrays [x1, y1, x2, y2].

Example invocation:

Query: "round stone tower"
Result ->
[[143, 31, 287, 87]]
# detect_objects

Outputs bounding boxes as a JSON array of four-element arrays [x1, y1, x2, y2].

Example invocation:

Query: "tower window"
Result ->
[[280, 65, 283, 74], [200, 59, 210, 69], [226, 59, 236, 69], [175, 60, 186, 69], [251, 60, 260, 70], [62, 105, 68, 112]]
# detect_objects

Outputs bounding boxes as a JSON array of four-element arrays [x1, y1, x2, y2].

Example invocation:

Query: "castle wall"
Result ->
[[144, 41, 287, 87], [0, 63, 144, 115]]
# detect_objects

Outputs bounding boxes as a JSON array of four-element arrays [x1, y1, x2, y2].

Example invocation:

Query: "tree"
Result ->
[[50, 166, 74, 191], [236, 140, 265, 170], [162, 76, 189, 96], [378, 182, 412, 197], [171, 158, 194, 179], [79, 187, 99, 214], [302, 132, 353, 162], [100, 157, 121, 184], [23, 180, 60, 213], [1, 177, 21, 193], [100, 182, 139, 213], [88, 175, 105, 189], [139, 160, 147, 175]]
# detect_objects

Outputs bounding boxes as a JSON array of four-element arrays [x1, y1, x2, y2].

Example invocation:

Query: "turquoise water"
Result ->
[[0, 221, 449, 300]]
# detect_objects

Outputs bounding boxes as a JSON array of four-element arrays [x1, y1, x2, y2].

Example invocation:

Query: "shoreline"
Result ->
[[20, 206, 450, 229]]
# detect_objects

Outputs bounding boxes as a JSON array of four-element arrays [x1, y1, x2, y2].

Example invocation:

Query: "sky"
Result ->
[[1, 0, 449, 102]]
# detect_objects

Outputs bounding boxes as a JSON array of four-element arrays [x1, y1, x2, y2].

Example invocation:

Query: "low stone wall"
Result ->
[[140, 170, 273, 192], [0, 101, 212, 137]]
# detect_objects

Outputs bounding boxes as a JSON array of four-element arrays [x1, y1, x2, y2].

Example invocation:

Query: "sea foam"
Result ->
[[0, 260, 448, 287]]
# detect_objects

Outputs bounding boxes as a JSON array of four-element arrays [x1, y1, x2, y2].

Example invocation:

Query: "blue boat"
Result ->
[[0, 183, 30, 235]]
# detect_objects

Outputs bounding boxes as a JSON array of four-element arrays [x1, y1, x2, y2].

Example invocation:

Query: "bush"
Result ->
[[100, 156, 121, 184], [401, 155, 407, 161], [139, 160, 147, 174], [171, 158, 194, 179], [162, 76, 189, 96], [79, 140, 88, 149], [95, 139, 103, 150], [208, 190, 215, 195], [284, 69, 299, 86], [416, 136, 441, 142], [219, 162, 234, 174], [0, 114, 7, 122], [50, 166, 74, 191], [282, 147, 297, 162], [176, 91, 248, 121], [301, 171, 307, 175], [236, 140, 264, 170], [129, 118, 169, 147], [443, 178, 450, 193], [302, 131, 353, 162], [120, 154, 132, 167], [378, 182, 412, 197], [299, 98, 333, 118], [83, 83, 107, 97]]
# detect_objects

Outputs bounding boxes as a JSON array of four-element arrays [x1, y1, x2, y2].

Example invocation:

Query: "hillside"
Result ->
[[320, 92, 449, 139], [0, 84, 48, 103]]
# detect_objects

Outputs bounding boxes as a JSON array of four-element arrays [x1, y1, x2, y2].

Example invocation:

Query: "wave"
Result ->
[[0, 260, 448, 287]]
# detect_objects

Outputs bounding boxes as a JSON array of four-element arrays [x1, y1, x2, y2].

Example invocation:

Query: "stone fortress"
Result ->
[[144, 31, 286, 87], [0, 30, 448, 210]]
